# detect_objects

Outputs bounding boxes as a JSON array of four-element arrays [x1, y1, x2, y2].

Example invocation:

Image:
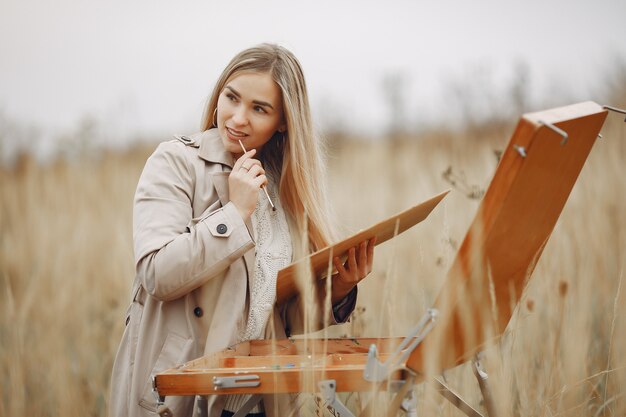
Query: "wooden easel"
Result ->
[[154, 102, 618, 417]]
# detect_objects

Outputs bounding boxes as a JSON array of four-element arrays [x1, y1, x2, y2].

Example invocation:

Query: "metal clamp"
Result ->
[[539, 120, 569, 145], [317, 379, 356, 417], [473, 353, 488, 380], [364, 309, 438, 382], [213, 375, 260, 390], [401, 387, 418, 417]]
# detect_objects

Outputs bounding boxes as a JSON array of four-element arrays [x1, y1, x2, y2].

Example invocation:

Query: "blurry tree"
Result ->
[[58, 115, 99, 161], [509, 61, 532, 118], [0, 110, 13, 162], [316, 95, 349, 148], [445, 63, 499, 134], [443, 61, 536, 143], [0, 110, 41, 167], [603, 57, 626, 108], [381, 71, 410, 144]]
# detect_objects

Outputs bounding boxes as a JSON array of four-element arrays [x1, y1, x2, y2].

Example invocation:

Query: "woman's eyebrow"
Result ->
[[224, 85, 275, 110], [224, 85, 241, 98]]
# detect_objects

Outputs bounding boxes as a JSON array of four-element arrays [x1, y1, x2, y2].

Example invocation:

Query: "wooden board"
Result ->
[[276, 190, 449, 304], [156, 338, 407, 395], [406, 101, 607, 373]]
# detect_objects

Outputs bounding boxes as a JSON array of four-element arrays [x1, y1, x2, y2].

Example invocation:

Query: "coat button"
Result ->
[[193, 307, 203, 318], [216, 224, 228, 234]]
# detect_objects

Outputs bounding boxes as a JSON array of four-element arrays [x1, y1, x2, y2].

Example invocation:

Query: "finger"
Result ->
[[253, 174, 268, 188], [333, 256, 347, 276], [358, 240, 368, 269], [247, 164, 265, 179], [347, 247, 357, 274], [233, 149, 256, 171], [367, 237, 376, 270], [233, 151, 254, 172], [242, 158, 263, 171], [248, 159, 263, 169], [354, 241, 366, 277]]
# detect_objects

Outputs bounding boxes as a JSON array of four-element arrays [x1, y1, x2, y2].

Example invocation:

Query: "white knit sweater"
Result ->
[[240, 177, 292, 341], [224, 177, 292, 413]]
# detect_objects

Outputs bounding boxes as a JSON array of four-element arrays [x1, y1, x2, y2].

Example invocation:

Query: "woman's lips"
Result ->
[[226, 126, 248, 141]]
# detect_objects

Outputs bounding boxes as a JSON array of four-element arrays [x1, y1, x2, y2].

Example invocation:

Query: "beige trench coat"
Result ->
[[109, 129, 353, 417]]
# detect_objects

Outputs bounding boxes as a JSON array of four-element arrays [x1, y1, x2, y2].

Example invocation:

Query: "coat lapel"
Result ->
[[210, 171, 230, 206], [197, 129, 233, 168]]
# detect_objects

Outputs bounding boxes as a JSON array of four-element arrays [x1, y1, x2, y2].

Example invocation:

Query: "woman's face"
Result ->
[[216, 71, 286, 156]]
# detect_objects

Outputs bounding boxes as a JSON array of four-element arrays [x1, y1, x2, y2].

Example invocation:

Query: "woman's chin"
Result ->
[[220, 135, 241, 152]]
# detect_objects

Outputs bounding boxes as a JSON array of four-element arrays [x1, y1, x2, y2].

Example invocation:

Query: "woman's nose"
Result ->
[[231, 106, 249, 126]]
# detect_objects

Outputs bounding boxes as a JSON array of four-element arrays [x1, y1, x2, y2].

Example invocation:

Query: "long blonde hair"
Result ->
[[201, 43, 335, 255]]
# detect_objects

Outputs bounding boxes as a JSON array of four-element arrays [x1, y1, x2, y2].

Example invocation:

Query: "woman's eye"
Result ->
[[254, 106, 267, 114], [226, 93, 237, 102]]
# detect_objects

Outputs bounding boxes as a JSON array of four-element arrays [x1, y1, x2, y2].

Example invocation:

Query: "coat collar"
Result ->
[[194, 128, 234, 168], [192, 129, 255, 240]]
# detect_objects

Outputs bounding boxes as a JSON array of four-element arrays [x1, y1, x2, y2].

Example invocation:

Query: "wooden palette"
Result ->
[[155, 101, 607, 398]]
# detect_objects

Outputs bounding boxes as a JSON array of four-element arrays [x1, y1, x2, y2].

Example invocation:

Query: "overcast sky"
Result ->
[[1, 0, 625, 156]]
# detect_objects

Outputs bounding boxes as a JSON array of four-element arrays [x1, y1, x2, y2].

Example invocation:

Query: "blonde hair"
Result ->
[[201, 43, 335, 254]]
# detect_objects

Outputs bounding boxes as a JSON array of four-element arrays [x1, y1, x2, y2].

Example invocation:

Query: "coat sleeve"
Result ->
[[133, 141, 254, 301], [279, 286, 357, 336]]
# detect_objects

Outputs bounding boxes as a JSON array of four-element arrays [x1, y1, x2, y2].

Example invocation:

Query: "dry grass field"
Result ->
[[1, 104, 625, 416]]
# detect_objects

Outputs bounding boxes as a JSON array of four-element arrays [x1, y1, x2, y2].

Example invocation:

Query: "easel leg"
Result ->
[[472, 354, 497, 417], [434, 377, 484, 417], [357, 382, 383, 417], [153, 377, 173, 417], [434, 354, 498, 417], [385, 376, 415, 417], [196, 395, 208, 417], [401, 387, 418, 417]]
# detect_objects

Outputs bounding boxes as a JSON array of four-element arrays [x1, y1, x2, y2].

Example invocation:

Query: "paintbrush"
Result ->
[[238, 140, 276, 211]]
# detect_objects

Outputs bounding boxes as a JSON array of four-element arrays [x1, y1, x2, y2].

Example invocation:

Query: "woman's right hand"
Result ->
[[228, 149, 268, 221]]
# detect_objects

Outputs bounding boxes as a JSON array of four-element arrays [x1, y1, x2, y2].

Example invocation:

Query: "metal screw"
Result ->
[[513, 145, 527, 158]]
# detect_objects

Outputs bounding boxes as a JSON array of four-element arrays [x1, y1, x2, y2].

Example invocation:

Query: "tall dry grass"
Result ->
[[1, 109, 625, 416]]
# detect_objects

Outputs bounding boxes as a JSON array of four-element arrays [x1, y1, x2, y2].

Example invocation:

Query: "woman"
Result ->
[[109, 43, 375, 417]]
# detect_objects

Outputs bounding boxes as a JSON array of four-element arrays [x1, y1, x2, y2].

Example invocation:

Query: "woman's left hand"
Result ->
[[331, 237, 376, 303]]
